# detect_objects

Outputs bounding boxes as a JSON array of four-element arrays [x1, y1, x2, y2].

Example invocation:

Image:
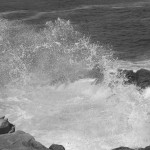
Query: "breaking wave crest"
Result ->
[[0, 18, 114, 87]]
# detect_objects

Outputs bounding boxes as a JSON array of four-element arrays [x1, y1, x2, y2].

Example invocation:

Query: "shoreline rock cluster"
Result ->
[[0, 116, 15, 134], [119, 68, 150, 89], [0, 116, 65, 150], [87, 64, 150, 89], [112, 146, 150, 150], [0, 116, 150, 150]]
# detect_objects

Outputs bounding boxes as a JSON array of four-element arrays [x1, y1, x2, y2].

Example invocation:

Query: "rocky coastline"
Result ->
[[87, 64, 150, 89], [118, 68, 150, 89], [0, 116, 150, 150], [1, 68, 150, 150], [0, 116, 65, 150]]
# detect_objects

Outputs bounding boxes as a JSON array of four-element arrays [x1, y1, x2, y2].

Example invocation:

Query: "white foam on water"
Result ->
[[0, 78, 150, 150], [143, 87, 150, 99]]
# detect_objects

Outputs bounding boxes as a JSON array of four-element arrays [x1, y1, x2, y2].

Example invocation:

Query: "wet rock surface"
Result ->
[[0, 117, 65, 150], [0, 130, 49, 150], [112, 146, 150, 150], [0, 116, 15, 134], [119, 69, 150, 89], [112, 147, 134, 150], [49, 144, 65, 150]]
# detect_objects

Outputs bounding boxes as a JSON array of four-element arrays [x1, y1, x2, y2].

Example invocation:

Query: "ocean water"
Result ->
[[0, 1, 150, 150]]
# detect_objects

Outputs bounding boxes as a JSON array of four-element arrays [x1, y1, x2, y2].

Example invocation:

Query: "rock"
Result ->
[[123, 70, 136, 84], [145, 146, 150, 150], [118, 69, 150, 89], [112, 147, 134, 150], [0, 116, 15, 134], [49, 144, 65, 150], [0, 130, 49, 150], [117, 69, 136, 84], [112, 146, 150, 150], [0, 116, 5, 119], [136, 69, 150, 89]]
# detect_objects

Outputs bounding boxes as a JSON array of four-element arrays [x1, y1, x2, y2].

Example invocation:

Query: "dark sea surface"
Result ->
[[0, 0, 150, 61]]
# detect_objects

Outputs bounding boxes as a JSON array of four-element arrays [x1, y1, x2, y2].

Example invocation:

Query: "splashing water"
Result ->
[[0, 18, 111, 86], [0, 18, 150, 150]]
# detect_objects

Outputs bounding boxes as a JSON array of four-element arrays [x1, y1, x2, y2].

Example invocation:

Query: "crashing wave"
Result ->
[[0, 18, 114, 87]]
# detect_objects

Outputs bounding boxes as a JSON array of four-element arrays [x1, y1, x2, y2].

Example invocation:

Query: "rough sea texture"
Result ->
[[0, 1, 150, 150]]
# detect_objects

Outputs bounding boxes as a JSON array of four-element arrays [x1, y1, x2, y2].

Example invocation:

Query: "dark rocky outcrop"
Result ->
[[112, 146, 150, 150], [49, 144, 65, 150], [118, 69, 150, 89], [0, 117, 66, 150], [112, 147, 134, 150], [0, 130, 49, 150], [136, 69, 150, 89], [145, 146, 150, 150], [0, 116, 15, 134]]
